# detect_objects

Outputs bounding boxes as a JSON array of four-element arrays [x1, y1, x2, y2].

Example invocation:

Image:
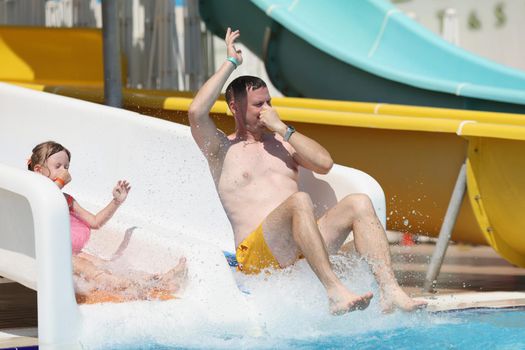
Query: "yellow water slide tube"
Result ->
[[271, 98, 525, 127], [269, 97, 525, 268], [162, 97, 525, 267], [172, 97, 525, 268], [14, 83, 524, 267]]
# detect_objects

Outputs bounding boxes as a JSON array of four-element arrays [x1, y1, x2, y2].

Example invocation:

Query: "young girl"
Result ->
[[28, 141, 187, 303]]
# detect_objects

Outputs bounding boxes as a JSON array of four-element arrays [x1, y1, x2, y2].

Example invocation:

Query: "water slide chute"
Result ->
[[0, 83, 386, 348], [199, 0, 525, 114]]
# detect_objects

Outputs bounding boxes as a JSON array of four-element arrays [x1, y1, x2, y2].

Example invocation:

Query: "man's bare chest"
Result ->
[[220, 142, 297, 188]]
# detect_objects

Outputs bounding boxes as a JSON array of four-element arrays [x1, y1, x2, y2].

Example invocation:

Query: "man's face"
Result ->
[[236, 86, 271, 131]]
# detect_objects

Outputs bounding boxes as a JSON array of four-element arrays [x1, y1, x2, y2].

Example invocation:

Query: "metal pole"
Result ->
[[102, 0, 122, 108], [423, 162, 467, 292]]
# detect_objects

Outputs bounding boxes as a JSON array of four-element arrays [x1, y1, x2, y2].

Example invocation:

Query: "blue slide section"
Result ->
[[200, 0, 525, 113]]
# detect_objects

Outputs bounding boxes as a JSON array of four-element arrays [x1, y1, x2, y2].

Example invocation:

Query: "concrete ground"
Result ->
[[391, 241, 525, 311]]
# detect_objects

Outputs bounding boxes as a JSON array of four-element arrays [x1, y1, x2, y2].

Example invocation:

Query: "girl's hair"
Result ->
[[28, 141, 71, 171]]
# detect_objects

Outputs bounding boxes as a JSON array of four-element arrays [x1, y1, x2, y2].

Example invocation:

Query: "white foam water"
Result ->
[[78, 251, 439, 350]]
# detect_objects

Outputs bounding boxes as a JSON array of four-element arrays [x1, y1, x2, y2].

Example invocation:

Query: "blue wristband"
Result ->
[[226, 56, 239, 69]]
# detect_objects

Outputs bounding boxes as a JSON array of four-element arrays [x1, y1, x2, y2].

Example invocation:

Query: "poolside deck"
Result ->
[[392, 241, 525, 311], [393, 242, 525, 294], [0, 277, 37, 348], [1, 241, 524, 348]]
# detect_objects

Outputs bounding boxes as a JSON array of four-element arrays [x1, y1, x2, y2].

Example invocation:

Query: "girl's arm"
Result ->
[[72, 180, 131, 229]]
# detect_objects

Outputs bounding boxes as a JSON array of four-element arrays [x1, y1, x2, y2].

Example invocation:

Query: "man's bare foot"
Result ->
[[380, 288, 428, 313], [328, 285, 373, 315]]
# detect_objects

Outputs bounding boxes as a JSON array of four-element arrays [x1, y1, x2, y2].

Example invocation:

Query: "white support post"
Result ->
[[423, 162, 467, 292]]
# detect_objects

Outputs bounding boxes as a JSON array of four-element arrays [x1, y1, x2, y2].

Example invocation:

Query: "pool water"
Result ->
[[106, 308, 525, 349], [291, 308, 525, 349]]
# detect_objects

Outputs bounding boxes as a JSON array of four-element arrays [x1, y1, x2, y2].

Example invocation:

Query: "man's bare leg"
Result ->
[[317, 194, 427, 312], [263, 192, 373, 315]]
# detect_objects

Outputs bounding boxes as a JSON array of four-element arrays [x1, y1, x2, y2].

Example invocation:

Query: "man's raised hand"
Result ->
[[225, 27, 243, 66]]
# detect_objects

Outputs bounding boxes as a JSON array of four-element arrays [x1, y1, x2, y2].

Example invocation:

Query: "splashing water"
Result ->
[[78, 253, 444, 349]]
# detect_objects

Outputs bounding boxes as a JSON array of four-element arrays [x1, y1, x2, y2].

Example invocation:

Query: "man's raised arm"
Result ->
[[188, 28, 243, 157]]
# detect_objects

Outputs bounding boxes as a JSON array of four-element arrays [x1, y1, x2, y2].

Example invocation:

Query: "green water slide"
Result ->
[[199, 0, 525, 114]]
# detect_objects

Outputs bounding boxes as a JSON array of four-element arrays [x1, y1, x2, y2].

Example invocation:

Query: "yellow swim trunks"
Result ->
[[236, 223, 281, 274]]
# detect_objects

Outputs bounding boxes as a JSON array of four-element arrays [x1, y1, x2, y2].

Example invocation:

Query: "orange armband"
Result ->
[[53, 177, 65, 187]]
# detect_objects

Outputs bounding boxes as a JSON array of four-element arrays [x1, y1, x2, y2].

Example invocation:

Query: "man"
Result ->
[[188, 28, 426, 315]]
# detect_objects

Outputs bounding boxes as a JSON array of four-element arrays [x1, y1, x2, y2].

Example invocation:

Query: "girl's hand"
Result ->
[[112, 180, 131, 204]]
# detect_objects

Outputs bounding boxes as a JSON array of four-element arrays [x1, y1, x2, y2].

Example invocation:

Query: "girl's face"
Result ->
[[35, 150, 70, 180]]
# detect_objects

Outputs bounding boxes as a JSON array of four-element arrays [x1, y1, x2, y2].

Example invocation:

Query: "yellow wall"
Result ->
[[0, 27, 126, 86]]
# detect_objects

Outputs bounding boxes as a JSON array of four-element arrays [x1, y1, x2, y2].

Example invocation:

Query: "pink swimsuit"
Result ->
[[64, 193, 91, 254]]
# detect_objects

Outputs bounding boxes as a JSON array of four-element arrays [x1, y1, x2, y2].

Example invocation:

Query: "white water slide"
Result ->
[[0, 83, 385, 349]]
